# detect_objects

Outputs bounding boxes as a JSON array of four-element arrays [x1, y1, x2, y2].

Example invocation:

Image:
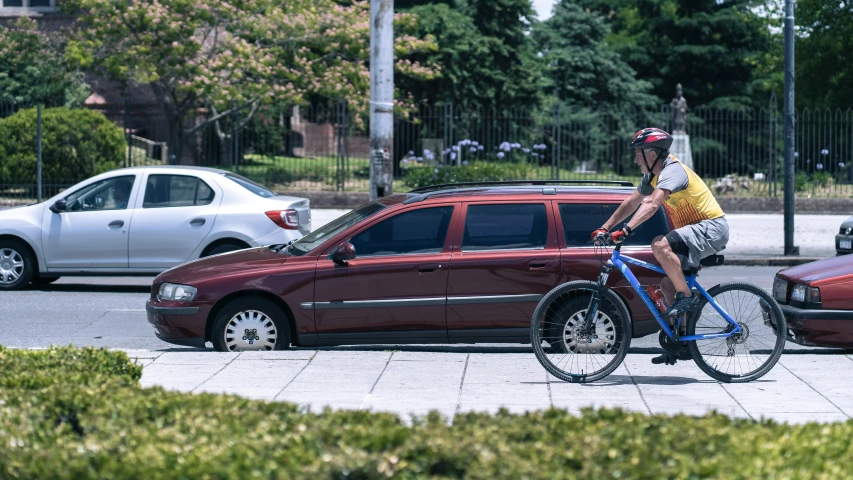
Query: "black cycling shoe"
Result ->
[[662, 292, 701, 319], [651, 346, 692, 365]]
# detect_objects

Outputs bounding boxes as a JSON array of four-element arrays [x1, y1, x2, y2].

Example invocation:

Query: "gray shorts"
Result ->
[[666, 217, 729, 268]]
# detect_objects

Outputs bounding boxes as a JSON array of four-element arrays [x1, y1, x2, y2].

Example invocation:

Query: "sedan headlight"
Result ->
[[158, 283, 197, 302], [790, 284, 820, 304]]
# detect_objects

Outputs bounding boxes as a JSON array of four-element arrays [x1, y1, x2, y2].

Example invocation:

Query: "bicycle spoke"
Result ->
[[689, 282, 785, 382], [532, 284, 629, 383]]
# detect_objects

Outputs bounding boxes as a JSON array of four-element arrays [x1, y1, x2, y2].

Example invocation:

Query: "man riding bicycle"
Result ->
[[591, 128, 729, 364]]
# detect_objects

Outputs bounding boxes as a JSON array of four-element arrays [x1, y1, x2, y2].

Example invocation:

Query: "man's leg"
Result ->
[[651, 235, 690, 296], [652, 233, 701, 320], [650, 234, 695, 365]]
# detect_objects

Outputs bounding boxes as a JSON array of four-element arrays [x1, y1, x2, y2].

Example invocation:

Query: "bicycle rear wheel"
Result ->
[[531, 281, 631, 383], [687, 282, 786, 383]]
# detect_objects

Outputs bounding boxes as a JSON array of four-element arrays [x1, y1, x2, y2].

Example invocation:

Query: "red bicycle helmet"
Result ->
[[629, 128, 673, 175], [628, 127, 673, 151]]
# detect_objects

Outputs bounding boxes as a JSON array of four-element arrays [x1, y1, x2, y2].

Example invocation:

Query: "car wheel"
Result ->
[[204, 243, 246, 257], [32, 275, 61, 286], [0, 239, 35, 290], [211, 297, 290, 352]]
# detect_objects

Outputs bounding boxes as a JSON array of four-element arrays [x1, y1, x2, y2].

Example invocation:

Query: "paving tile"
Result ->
[[153, 352, 239, 365]]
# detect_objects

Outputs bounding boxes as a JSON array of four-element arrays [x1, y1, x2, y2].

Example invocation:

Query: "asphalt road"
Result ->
[[1, 266, 846, 354]]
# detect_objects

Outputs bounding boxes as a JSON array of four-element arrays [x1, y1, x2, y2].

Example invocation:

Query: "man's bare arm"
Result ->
[[601, 190, 644, 230], [626, 188, 668, 230]]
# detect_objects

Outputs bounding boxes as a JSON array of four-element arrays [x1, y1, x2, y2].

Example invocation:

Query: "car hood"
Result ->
[[0, 203, 41, 218], [777, 254, 853, 285], [841, 217, 853, 229], [157, 247, 289, 285]]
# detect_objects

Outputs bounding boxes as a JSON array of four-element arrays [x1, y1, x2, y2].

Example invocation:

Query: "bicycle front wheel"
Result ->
[[687, 282, 787, 383], [531, 281, 631, 383]]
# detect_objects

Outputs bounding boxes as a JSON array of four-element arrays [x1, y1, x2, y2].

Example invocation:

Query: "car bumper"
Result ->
[[779, 304, 853, 348], [255, 228, 303, 248], [835, 234, 853, 254], [146, 300, 208, 348]]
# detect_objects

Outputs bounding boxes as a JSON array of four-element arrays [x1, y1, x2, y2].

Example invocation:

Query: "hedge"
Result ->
[[402, 161, 536, 189], [0, 107, 125, 185], [1, 345, 852, 479]]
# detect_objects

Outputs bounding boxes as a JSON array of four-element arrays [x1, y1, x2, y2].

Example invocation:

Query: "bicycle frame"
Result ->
[[605, 244, 741, 341]]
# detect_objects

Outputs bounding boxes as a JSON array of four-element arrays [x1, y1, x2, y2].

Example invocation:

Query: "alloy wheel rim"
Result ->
[[563, 309, 617, 354], [0, 248, 24, 285], [223, 309, 278, 351]]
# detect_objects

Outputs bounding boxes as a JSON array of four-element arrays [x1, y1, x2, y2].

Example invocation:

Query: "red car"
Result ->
[[146, 182, 672, 352], [774, 255, 853, 348]]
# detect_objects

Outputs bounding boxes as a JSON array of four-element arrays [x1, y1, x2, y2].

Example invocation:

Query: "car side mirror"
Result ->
[[49, 199, 67, 213], [332, 242, 356, 265]]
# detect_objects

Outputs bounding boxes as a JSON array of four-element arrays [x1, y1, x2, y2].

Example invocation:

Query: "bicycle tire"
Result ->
[[531, 280, 632, 383], [686, 281, 787, 383]]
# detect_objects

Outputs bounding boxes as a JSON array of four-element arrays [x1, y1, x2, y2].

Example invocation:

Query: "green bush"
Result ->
[[795, 171, 809, 192], [1, 345, 852, 479], [0, 107, 125, 184], [403, 161, 535, 189], [263, 166, 295, 186], [812, 171, 831, 188]]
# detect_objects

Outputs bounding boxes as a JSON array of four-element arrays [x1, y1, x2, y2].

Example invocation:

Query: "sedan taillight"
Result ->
[[265, 209, 299, 229]]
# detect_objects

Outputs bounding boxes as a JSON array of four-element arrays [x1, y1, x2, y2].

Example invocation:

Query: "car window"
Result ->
[[64, 175, 135, 212], [350, 206, 454, 257], [289, 202, 386, 256], [559, 203, 669, 247], [462, 204, 548, 251], [221, 173, 275, 198], [143, 175, 215, 208]]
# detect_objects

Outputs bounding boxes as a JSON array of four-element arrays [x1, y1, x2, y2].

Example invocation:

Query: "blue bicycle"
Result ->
[[531, 239, 786, 383]]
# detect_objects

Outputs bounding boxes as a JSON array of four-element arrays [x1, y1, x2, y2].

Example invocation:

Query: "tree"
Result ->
[[63, 0, 438, 162], [0, 18, 89, 107], [572, 0, 773, 108], [795, 0, 853, 108], [399, 1, 545, 109], [533, 1, 656, 112], [532, 2, 658, 174]]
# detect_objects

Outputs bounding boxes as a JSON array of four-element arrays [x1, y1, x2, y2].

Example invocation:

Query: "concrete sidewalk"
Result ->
[[130, 349, 853, 425]]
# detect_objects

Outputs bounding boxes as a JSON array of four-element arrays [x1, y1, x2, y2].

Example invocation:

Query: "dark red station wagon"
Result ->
[[774, 255, 853, 348], [146, 182, 671, 352]]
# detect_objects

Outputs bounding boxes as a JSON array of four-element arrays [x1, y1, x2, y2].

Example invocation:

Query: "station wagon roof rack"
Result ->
[[403, 180, 635, 204], [407, 180, 633, 194]]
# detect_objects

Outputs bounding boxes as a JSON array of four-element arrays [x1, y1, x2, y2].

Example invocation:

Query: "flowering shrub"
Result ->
[[402, 161, 535, 189]]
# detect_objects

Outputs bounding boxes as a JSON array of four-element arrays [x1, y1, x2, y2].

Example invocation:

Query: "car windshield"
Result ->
[[288, 202, 386, 256], [221, 173, 275, 198]]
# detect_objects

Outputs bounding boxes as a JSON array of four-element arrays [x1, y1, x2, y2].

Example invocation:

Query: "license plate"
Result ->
[[841, 240, 852, 250]]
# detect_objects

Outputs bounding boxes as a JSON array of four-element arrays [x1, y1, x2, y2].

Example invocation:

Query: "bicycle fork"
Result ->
[[582, 263, 613, 336]]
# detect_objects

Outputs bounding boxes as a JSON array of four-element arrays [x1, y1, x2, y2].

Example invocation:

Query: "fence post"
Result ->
[[124, 98, 132, 168], [336, 100, 347, 192], [551, 104, 560, 180], [443, 103, 453, 166], [37, 104, 42, 203], [234, 103, 240, 175], [229, 100, 236, 170]]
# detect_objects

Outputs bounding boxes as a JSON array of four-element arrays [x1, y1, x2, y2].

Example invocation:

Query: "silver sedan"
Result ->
[[0, 166, 310, 290]]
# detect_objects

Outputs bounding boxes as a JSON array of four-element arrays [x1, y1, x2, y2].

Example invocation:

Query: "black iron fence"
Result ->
[[2, 96, 852, 205]]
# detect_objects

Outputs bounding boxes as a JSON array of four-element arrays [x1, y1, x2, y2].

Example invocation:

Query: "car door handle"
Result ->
[[528, 260, 555, 269], [190, 218, 206, 226], [108, 220, 124, 228], [418, 264, 442, 273]]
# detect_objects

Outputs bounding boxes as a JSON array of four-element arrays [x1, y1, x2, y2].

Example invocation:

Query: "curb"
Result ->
[[722, 256, 828, 267]]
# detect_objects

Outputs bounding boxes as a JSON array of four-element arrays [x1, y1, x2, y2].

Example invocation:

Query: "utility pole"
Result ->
[[369, 0, 393, 200], [783, 0, 798, 255]]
